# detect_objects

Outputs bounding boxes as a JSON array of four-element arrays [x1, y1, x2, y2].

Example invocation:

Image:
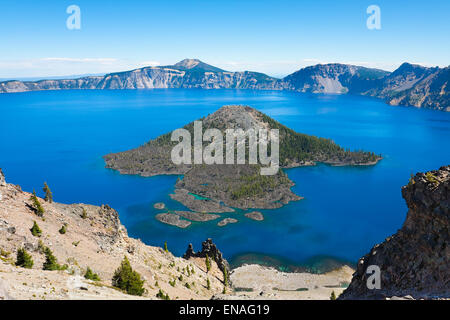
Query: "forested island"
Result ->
[[104, 105, 381, 227]]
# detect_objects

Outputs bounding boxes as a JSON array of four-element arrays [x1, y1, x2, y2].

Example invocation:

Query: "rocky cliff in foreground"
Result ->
[[0, 168, 354, 300], [340, 166, 450, 299], [0, 169, 227, 300], [1, 59, 448, 111]]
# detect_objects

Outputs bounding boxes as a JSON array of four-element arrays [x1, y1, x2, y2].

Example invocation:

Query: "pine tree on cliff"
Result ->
[[112, 256, 145, 296], [43, 182, 53, 203], [84, 267, 101, 281], [223, 266, 229, 287], [205, 255, 211, 272], [30, 221, 42, 237], [330, 291, 336, 300], [15, 248, 34, 269], [43, 247, 63, 271], [30, 190, 45, 217]]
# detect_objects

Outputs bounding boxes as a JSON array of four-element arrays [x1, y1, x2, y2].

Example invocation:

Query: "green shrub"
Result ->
[[112, 256, 145, 296], [16, 248, 34, 269], [164, 241, 168, 253], [0, 248, 10, 258], [59, 225, 67, 235], [43, 247, 63, 271], [156, 289, 170, 300], [30, 221, 42, 237], [84, 267, 101, 281], [81, 208, 87, 219], [169, 279, 176, 287], [206, 278, 211, 290]]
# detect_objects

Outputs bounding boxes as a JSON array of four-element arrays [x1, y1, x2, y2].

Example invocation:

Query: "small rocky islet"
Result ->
[[106, 105, 381, 228]]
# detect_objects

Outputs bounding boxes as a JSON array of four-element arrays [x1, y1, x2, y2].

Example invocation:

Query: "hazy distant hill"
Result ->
[[0, 59, 448, 111], [282, 63, 389, 94]]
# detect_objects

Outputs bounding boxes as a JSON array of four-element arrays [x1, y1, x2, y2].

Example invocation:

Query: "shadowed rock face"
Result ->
[[340, 166, 450, 300]]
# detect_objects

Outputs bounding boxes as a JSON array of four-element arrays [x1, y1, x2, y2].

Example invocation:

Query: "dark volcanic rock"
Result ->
[[176, 164, 301, 211], [340, 166, 450, 300], [183, 238, 230, 272]]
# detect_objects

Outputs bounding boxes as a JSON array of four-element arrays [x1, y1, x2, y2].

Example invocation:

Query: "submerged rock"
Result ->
[[340, 166, 450, 300]]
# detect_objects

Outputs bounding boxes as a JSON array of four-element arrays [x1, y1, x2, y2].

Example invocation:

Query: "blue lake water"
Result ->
[[1, 89, 449, 271]]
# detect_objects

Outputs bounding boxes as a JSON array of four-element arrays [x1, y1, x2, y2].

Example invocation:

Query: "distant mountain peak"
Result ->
[[172, 59, 226, 73], [174, 58, 202, 69]]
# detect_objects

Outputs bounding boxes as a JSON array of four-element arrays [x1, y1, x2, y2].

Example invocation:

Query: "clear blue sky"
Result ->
[[0, 0, 449, 78]]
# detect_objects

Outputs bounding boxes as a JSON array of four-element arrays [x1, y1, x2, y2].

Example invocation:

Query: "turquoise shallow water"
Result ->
[[1, 89, 449, 270]]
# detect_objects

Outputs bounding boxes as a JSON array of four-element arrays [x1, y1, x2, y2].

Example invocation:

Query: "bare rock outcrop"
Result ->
[[183, 238, 230, 273], [340, 166, 450, 299]]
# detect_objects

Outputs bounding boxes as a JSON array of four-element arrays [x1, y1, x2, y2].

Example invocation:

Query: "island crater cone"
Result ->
[[104, 105, 380, 218]]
